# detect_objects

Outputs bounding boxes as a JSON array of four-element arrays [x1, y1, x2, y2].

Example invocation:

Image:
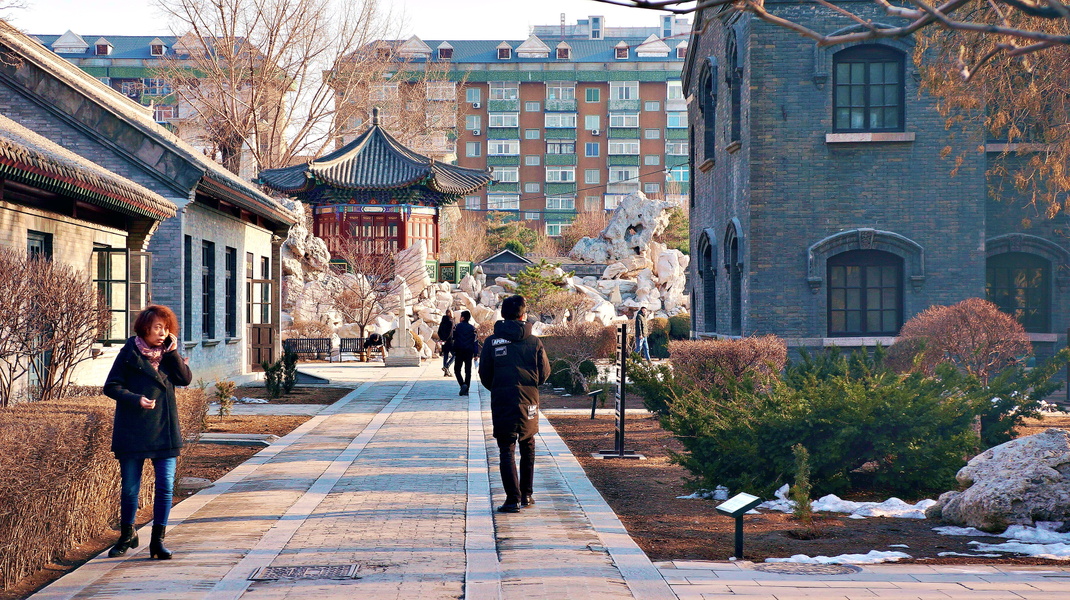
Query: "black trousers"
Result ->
[[496, 432, 535, 503], [453, 350, 473, 387]]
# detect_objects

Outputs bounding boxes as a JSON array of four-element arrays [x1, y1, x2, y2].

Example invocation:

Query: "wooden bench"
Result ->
[[282, 338, 332, 360]]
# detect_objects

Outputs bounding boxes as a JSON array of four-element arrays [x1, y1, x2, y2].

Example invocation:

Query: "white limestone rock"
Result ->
[[584, 300, 618, 326], [495, 277, 518, 291], [394, 239, 432, 298], [926, 428, 1070, 531], [569, 192, 673, 264], [459, 273, 482, 297]]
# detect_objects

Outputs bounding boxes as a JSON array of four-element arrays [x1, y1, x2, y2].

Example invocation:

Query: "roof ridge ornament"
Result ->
[[372, 106, 380, 126]]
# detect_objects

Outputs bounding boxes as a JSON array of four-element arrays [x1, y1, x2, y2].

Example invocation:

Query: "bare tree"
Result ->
[[543, 321, 618, 394], [600, 1, 1070, 67], [154, 0, 463, 174], [330, 240, 401, 339], [0, 249, 110, 405], [440, 210, 492, 263]]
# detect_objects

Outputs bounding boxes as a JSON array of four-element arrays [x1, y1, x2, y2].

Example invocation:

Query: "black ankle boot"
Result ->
[[108, 524, 139, 558], [149, 524, 172, 560]]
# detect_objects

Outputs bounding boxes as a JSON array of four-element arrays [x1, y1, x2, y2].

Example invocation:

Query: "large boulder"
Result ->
[[569, 192, 673, 264], [926, 428, 1070, 531], [395, 240, 431, 298]]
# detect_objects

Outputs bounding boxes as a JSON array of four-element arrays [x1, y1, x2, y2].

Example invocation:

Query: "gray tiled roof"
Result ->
[[259, 117, 491, 196], [380, 37, 686, 64], [0, 113, 175, 220], [33, 33, 178, 59]]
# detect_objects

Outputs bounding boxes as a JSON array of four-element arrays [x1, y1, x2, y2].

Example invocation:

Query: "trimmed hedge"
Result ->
[[0, 390, 207, 589]]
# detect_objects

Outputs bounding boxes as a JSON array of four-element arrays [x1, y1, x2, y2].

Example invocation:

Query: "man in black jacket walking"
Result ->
[[478, 295, 551, 513], [452, 310, 478, 396]]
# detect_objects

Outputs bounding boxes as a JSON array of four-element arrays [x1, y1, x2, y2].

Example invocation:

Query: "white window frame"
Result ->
[[546, 197, 575, 210], [665, 141, 689, 155], [609, 166, 639, 183], [426, 81, 456, 101], [492, 167, 519, 183], [609, 112, 640, 128], [488, 112, 519, 128], [667, 166, 690, 183], [525, 129, 541, 139], [546, 83, 576, 100], [644, 101, 661, 112], [546, 141, 576, 154], [644, 182, 661, 195], [466, 87, 481, 103], [464, 196, 481, 210], [465, 115, 481, 130], [487, 140, 520, 155], [608, 140, 640, 155], [610, 81, 639, 100], [524, 101, 541, 112], [644, 154, 661, 165], [584, 169, 601, 184], [604, 195, 625, 209], [524, 182, 541, 193], [525, 211, 542, 221], [141, 78, 172, 95], [546, 223, 569, 237], [525, 155, 541, 166], [465, 142, 482, 157], [584, 142, 599, 157], [489, 81, 519, 100], [667, 80, 684, 100], [487, 194, 520, 210], [584, 115, 601, 130], [666, 112, 687, 128], [544, 113, 577, 128], [545, 168, 576, 183], [644, 128, 661, 139]]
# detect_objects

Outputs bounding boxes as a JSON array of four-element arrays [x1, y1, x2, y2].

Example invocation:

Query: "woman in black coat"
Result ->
[[103, 304, 192, 560]]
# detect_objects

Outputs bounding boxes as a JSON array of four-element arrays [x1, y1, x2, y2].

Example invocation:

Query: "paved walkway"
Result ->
[[31, 362, 1070, 600]]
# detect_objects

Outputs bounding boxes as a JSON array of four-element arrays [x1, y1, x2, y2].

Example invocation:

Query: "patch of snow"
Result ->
[[936, 522, 1070, 560], [888, 544, 909, 548], [759, 484, 934, 519], [766, 550, 910, 565], [676, 490, 713, 500], [713, 485, 729, 500], [237, 397, 268, 404], [937, 552, 1003, 558]]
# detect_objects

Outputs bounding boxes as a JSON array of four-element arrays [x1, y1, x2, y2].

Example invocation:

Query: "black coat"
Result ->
[[452, 321, 478, 355], [103, 337, 193, 458], [478, 319, 551, 441], [438, 316, 454, 352]]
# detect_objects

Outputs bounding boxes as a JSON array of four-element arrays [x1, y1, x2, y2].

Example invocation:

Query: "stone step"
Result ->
[[197, 432, 280, 446]]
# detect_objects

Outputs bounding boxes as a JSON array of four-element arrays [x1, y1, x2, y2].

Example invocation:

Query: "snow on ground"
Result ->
[[936, 522, 1070, 559], [766, 550, 911, 564], [757, 484, 935, 519]]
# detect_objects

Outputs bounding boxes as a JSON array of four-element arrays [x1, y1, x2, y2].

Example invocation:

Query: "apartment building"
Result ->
[[365, 15, 691, 237]]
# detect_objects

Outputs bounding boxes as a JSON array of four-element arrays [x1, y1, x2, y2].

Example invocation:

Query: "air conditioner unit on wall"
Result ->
[[472, 129, 481, 136], [472, 102, 481, 109], [591, 129, 601, 136]]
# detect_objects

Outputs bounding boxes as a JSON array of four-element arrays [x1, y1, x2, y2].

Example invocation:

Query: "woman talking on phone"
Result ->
[[103, 305, 192, 560]]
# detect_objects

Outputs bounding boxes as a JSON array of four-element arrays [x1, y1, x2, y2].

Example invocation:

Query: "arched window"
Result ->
[[725, 31, 741, 144], [832, 45, 904, 132], [827, 250, 903, 336], [698, 57, 717, 163], [698, 231, 717, 332], [986, 252, 1051, 332], [724, 224, 742, 335]]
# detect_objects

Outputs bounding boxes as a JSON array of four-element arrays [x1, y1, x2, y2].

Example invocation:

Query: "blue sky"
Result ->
[[8, 0, 670, 39]]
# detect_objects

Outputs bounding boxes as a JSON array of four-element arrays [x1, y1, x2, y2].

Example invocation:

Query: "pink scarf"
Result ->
[[135, 336, 176, 370]]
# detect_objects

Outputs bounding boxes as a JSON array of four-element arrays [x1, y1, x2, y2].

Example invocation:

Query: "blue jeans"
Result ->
[[635, 337, 651, 361], [442, 347, 455, 370], [119, 456, 176, 526]]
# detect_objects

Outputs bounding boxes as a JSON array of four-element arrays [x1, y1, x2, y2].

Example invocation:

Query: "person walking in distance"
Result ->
[[451, 311, 479, 396], [438, 309, 455, 377], [479, 295, 551, 513], [103, 305, 193, 560], [634, 306, 652, 362]]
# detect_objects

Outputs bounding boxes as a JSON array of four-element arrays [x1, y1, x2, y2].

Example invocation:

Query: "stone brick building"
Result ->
[[0, 23, 296, 383], [683, 6, 1069, 365]]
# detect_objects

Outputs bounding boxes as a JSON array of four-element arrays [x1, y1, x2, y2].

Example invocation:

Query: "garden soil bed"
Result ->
[[541, 392, 1070, 566], [4, 386, 351, 600]]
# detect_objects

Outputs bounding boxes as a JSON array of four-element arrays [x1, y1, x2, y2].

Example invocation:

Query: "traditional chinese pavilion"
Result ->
[[258, 108, 491, 257]]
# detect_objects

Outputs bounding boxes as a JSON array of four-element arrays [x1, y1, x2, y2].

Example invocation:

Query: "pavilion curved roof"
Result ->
[[258, 111, 491, 198]]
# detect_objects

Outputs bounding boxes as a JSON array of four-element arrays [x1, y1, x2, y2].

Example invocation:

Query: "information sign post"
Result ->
[[593, 323, 643, 459]]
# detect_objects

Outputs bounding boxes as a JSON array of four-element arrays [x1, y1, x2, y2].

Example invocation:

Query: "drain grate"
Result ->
[[753, 563, 862, 576], [249, 564, 359, 581]]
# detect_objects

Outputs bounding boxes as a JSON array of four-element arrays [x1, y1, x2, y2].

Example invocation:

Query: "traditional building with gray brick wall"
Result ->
[[0, 25, 296, 385], [683, 5, 1069, 370]]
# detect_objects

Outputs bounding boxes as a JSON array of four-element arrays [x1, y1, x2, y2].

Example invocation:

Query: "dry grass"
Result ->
[[0, 390, 207, 589], [668, 335, 788, 391]]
